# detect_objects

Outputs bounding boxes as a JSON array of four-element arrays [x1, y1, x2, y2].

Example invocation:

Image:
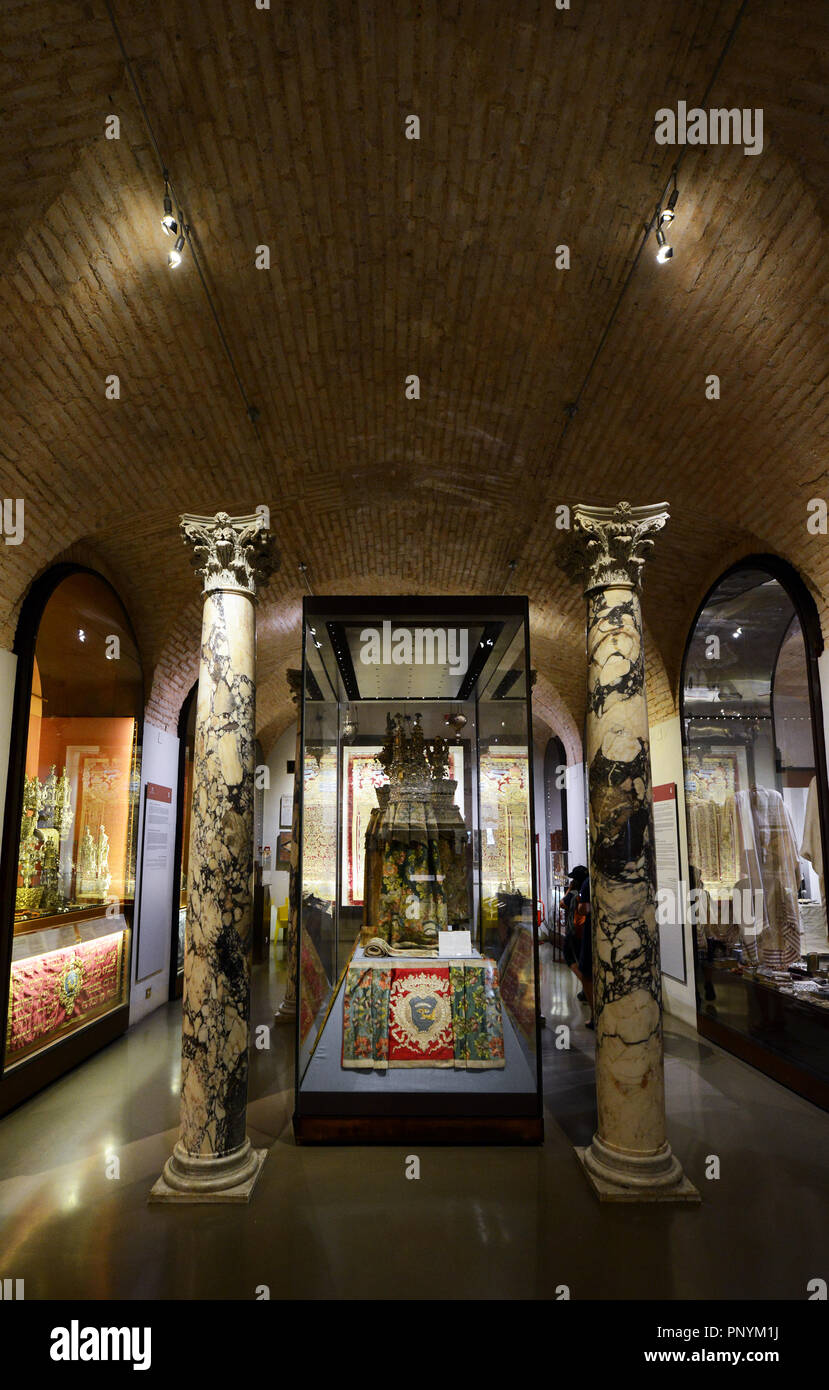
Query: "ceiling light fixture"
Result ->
[[168, 232, 185, 269], [105, 0, 262, 431], [655, 226, 673, 264], [659, 186, 679, 227], [161, 179, 177, 236]]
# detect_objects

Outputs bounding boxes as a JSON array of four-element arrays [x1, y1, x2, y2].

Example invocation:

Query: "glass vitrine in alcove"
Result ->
[[293, 596, 543, 1144]]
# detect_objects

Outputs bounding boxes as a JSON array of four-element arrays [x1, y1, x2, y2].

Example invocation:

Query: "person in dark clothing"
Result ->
[[562, 865, 590, 1005], [574, 877, 595, 1028], [562, 865, 589, 967]]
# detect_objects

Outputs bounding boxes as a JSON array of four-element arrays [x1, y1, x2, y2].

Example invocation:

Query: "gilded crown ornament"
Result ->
[[180, 510, 278, 596], [377, 713, 454, 796]]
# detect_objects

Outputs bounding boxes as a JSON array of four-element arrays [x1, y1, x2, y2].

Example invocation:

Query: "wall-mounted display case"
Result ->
[[681, 559, 829, 1108], [0, 568, 143, 1113], [294, 596, 542, 1143]]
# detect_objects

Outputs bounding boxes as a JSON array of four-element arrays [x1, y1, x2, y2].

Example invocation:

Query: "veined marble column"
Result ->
[[567, 501, 698, 1202], [274, 669, 302, 1023], [151, 510, 276, 1204]]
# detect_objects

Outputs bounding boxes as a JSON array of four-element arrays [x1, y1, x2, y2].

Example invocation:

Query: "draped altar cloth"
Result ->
[[6, 931, 126, 1059], [342, 958, 505, 1069]]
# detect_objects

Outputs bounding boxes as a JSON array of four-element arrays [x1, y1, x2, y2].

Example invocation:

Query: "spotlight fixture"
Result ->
[[655, 226, 673, 264], [160, 182, 177, 237], [659, 186, 679, 227], [168, 232, 185, 269]]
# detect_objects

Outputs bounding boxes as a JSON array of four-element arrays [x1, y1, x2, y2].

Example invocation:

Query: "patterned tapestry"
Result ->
[[685, 750, 741, 892], [499, 926, 537, 1043], [301, 749, 337, 899], [299, 930, 330, 1044], [74, 752, 129, 900], [6, 930, 126, 1062], [343, 745, 464, 907], [342, 957, 505, 1069], [479, 746, 531, 897], [378, 840, 447, 948]]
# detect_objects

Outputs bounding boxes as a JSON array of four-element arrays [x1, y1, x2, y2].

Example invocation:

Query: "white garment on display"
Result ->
[[799, 776, 826, 914], [734, 786, 802, 968]]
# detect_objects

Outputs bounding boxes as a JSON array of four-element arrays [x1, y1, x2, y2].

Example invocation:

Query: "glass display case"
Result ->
[[681, 561, 829, 1104], [1, 570, 142, 1102], [294, 596, 543, 1142]]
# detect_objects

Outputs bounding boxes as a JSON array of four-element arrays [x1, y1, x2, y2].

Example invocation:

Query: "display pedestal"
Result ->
[[576, 1135, 700, 1203], [149, 1139, 266, 1204]]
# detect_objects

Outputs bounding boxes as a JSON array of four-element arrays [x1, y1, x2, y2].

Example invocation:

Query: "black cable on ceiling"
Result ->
[[548, 0, 752, 473], [103, 0, 261, 434]]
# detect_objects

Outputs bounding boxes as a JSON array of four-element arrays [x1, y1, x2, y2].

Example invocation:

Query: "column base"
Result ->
[[274, 996, 297, 1023], [576, 1133, 700, 1203], [149, 1138, 266, 1205]]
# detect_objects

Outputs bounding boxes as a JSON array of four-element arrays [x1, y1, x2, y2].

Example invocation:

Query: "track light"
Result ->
[[161, 186, 177, 237], [655, 226, 673, 264], [659, 187, 679, 227], [168, 233, 185, 269]]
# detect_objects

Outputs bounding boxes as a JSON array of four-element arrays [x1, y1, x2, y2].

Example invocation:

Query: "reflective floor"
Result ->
[[1, 947, 828, 1300]]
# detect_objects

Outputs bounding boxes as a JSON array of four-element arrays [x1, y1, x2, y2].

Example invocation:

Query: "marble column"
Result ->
[[274, 669, 302, 1023], [151, 510, 276, 1204], [567, 501, 698, 1202]]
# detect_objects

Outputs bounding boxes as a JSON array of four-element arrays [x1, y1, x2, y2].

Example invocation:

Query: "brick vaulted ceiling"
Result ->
[[0, 0, 826, 754]]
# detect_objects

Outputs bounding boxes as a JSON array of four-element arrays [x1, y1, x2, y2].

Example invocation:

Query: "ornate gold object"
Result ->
[[15, 765, 74, 914]]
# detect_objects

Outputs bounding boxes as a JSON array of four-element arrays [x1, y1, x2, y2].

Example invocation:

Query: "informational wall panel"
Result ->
[[136, 780, 174, 982], [653, 782, 686, 984]]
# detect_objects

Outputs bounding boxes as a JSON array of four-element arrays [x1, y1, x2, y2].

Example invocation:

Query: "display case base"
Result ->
[[294, 1112, 543, 1144], [0, 1004, 129, 1118]]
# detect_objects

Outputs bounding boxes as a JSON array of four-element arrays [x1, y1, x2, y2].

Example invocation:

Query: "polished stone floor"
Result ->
[[1, 947, 828, 1300]]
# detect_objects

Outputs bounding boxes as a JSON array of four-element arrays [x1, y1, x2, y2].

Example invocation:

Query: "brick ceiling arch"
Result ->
[[0, 0, 826, 753]]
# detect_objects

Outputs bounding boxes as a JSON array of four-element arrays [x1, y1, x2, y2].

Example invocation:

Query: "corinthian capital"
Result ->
[[180, 510, 278, 597], [563, 500, 669, 594]]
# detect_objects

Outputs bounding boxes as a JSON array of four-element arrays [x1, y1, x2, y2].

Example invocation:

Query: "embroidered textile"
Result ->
[[479, 748, 532, 898], [734, 786, 802, 967], [299, 929, 330, 1044], [498, 926, 537, 1042], [6, 931, 126, 1060], [800, 776, 826, 914], [342, 958, 505, 1069]]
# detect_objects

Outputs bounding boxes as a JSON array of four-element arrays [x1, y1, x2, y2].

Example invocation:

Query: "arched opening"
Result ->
[[681, 555, 829, 1108], [0, 567, 144, 1113]]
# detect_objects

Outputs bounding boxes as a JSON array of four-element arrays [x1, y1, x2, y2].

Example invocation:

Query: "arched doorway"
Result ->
[[681, 555, 829, 1107], [0, 566, 144, 1113]]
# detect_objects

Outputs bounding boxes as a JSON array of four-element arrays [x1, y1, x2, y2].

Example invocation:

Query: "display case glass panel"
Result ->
[[681, 563, 829, 1096], [295, 597, 542, 1141], [3, 571, 142, 1071]]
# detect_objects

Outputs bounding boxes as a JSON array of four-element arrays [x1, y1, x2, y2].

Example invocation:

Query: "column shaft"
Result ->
[[180, 589, 256, 1157], [151, 509, 275, 1204], [586, 582, 666, 1155], [566, 500, 698, 1201]]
